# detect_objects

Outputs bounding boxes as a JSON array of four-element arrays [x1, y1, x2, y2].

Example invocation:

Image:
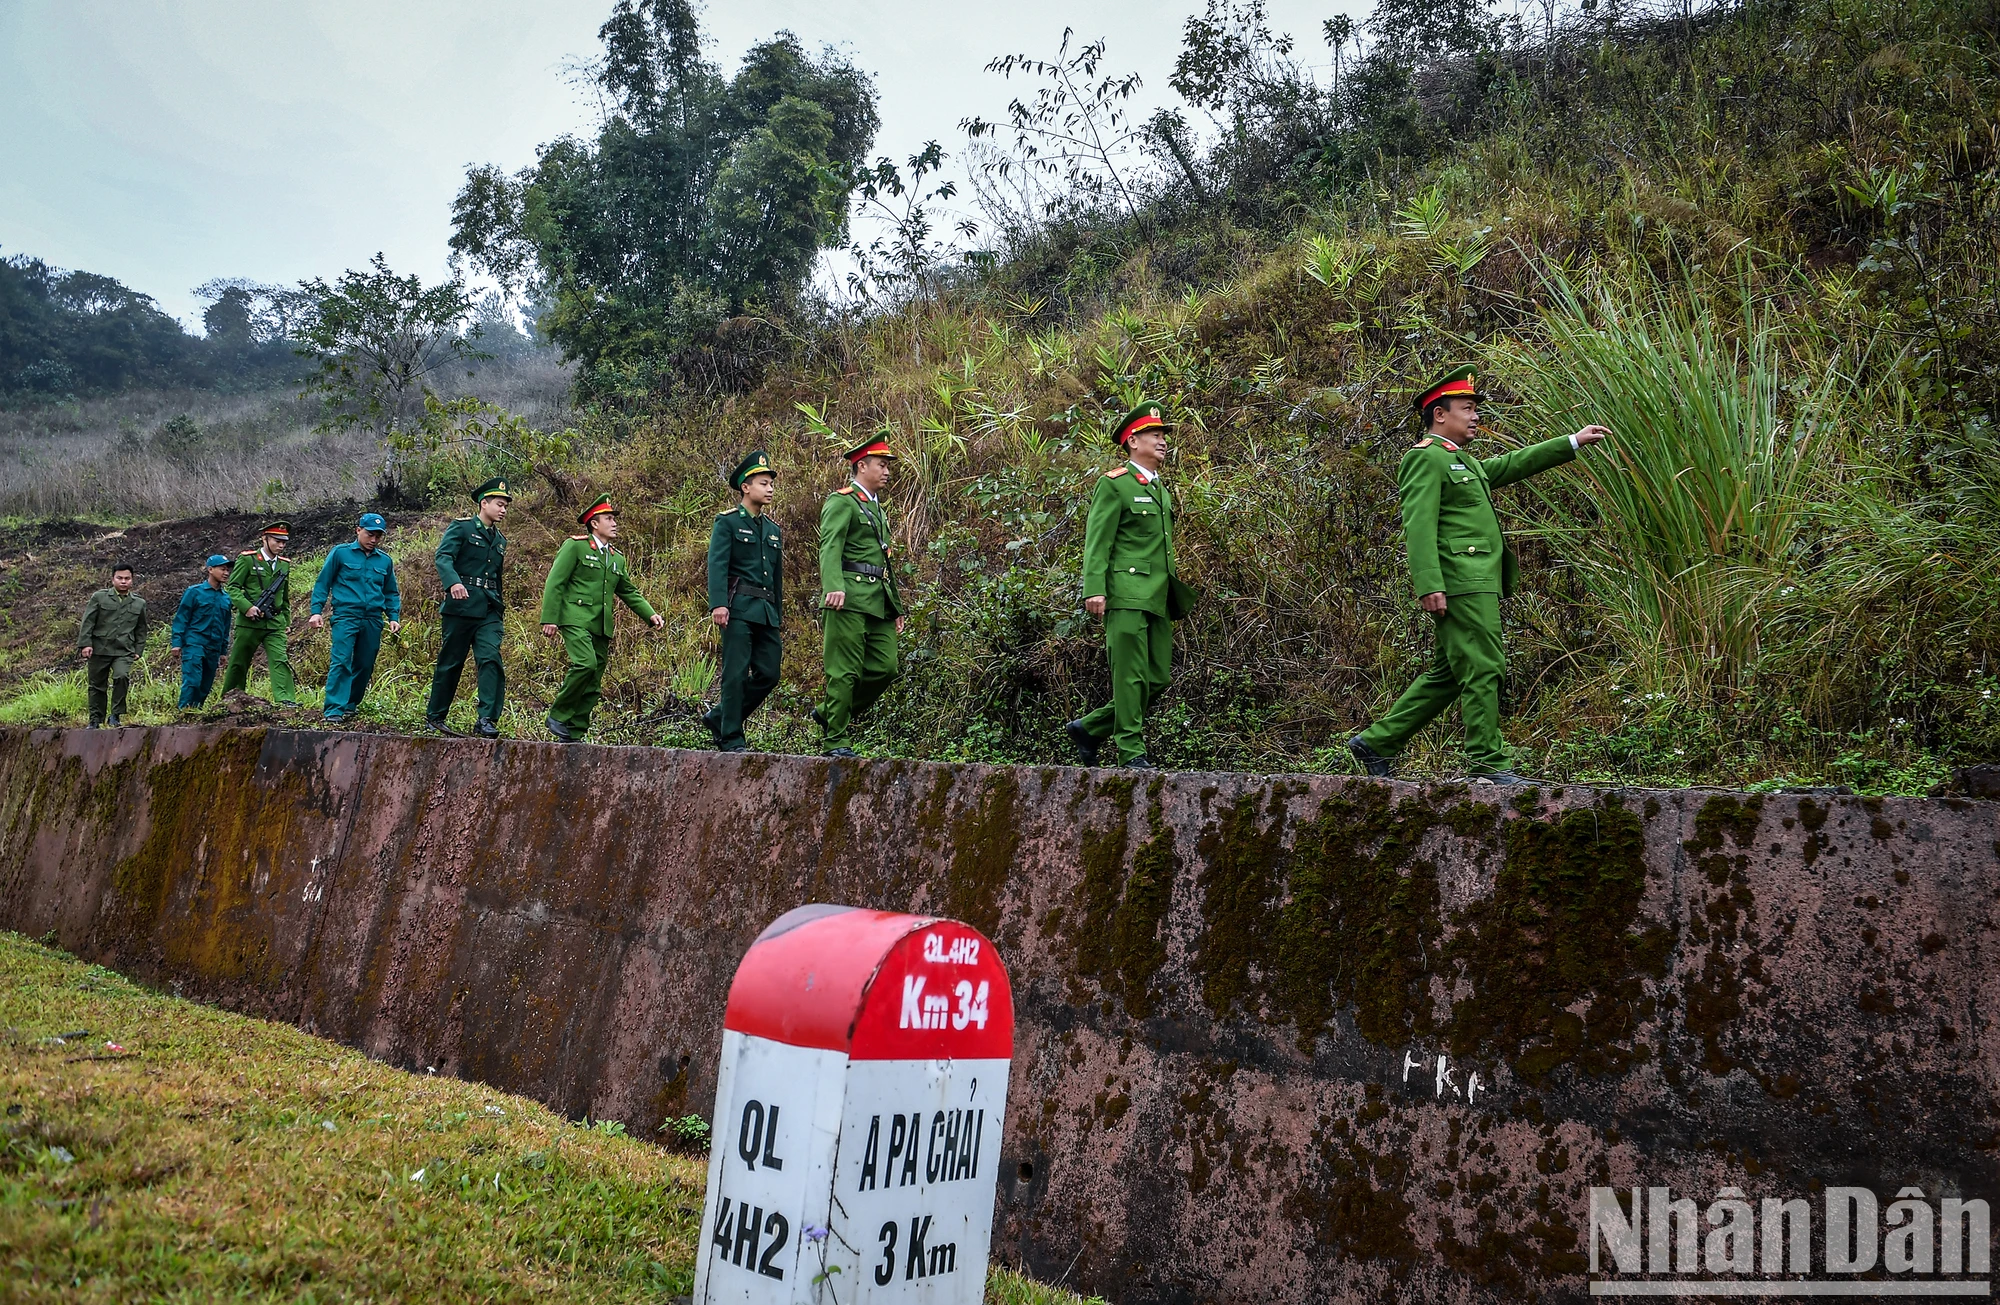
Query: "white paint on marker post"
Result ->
[[694, 905, 1015, 1305]]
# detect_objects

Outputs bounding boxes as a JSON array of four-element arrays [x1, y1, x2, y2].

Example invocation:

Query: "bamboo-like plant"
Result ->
[[1496, 269, 1852, 692]]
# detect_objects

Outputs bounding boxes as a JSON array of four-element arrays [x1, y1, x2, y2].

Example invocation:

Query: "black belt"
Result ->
[[465, 576, 499, 590], [731, 580, 775, 602], [846, 563, 886, 579]]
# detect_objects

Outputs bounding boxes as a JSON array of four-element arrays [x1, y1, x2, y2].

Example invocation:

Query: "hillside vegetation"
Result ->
[[5, 0, 1999, 793], [0, 933, 1092, 1303]]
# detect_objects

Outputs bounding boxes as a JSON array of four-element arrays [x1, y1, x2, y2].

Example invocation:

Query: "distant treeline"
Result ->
[[0, 252, 547, 405], [0, 255, 309, 400]]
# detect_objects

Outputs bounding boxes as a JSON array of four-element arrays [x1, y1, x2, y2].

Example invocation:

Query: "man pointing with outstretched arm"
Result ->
[[1349, 364, 1610, 785]]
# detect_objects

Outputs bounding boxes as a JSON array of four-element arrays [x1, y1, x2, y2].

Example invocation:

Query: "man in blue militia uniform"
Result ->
[[310, 512, 402, 721], [426, 477, 512, 736], [170, 555, 235, 709], [703, 451, 783, 753]]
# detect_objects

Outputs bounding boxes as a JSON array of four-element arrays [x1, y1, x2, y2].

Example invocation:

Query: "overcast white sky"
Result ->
[[0, 0, 1375, 327]]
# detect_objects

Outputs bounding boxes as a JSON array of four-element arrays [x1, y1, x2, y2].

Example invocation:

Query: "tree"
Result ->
[[293, 254, 481, 490], [449, 0, 878, 378], [847, 142, 981, 303], [192, 278, 306, 345], [0, 252, 195, 394], [962, 30, 1149, 219]]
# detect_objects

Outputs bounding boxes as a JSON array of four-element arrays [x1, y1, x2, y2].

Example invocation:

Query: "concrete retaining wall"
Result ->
[[1, 726, 1994, 1301]]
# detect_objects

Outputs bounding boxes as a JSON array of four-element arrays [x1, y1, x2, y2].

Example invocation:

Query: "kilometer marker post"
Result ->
[[694, 904, 1016, 1304]]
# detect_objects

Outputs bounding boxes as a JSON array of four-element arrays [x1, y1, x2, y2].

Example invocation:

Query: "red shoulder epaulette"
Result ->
[[1413, 438, 1434, 450], [836, 485, 856, 495], [1105, 466, 1128, 478]]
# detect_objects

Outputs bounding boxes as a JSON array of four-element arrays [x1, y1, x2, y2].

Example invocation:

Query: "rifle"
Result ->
[[249, 567, 287, 621]]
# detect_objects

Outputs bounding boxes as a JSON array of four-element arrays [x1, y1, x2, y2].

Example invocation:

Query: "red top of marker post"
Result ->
[[722, 905, 1014, 1061]]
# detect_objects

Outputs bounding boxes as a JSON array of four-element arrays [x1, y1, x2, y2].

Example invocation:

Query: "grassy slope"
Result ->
[[0, 933, 1089, 1304], [4, 1, 1997, 793]]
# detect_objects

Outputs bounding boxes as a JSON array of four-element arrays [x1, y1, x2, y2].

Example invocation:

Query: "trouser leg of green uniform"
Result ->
[[1076, 607, 1173, 762], [716, 618, 782, 749], [819, 609, 899, 748], [222, 626, 296, 703], [86, 654, 130, 724], [1356, 592, 1509, 773], [549, 627, 610, 732], [427, 614, 505, 724], [322, 614, 384, 716]]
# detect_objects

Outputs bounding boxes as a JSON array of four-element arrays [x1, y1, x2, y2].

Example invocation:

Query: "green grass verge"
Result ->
[[0, 933, 1095, 1304]]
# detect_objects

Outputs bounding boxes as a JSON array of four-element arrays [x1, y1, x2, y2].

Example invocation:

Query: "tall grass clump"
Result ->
[[1497, 269, 1850, 695]]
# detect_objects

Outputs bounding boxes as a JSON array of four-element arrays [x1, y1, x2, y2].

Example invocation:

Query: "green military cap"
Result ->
[[475, 476, 514, 502], [843, 430, 898, 464], [1413, 364, 1487, 415], [1112, 402, 1167, 445], [730, 449, 777, 490]]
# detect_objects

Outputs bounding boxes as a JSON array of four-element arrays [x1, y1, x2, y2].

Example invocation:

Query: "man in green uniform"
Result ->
[[704, 451, 783, 753], [539, 498, 663, 742], [816, 433, 904, 758], [76, 562, 149, 727], [221, 520, 297, 704], [426, 477, 512, 737], [1068, 402, 1184, 769], [1350, 365, 1610, 784]]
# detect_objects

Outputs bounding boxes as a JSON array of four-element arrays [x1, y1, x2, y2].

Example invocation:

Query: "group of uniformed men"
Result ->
[[74, 365, 1609, 781]]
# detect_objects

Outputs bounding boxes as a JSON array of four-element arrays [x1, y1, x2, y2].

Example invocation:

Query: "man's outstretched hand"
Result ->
[[1574, 424, 1612, 447]]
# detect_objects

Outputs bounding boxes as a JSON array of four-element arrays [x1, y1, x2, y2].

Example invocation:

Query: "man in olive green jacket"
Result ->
[[427, 477, 512, 736], [1068, 402, 1180, 769], [816, 433, 904, 757], [538, 498, 663, 741], [704, 450, 783, 753], [77, 562, 149, 727], [1350, 365, 1609, 784]]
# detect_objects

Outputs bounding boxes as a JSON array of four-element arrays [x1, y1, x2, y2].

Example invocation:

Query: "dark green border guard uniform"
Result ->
[[1354, 366, 1580, 775], [816, 435, 903, 752], [1073, 402, 1179, 766], [222, 521, 297, 704], [540, 498, 658, 740], [77, 583, 148, 726], [705, 451, 782, 752], [427, 477, 511, 735]]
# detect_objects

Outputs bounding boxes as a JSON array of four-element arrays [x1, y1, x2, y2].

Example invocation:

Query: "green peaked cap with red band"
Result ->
[[843, 431, 898, 463], [1414, 363, 1487, 416], [578, 498, 614, 526], [1113, 401, 1167, 445]]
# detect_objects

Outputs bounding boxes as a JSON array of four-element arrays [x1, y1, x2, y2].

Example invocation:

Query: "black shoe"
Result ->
[[473, 719, 499, 739], [720, 742, 749, 754], [86, 721, 100, 730], [106, 716, 120, 728], [1065, 720, 1102, 767], [811, 707, 826, 730], [1348, 736, 1395, 778], [1471, 770, 1535, 786], [545, 715, 576, 742], [1123, 754, 1157, 770], [826, 746, 857, 758], [426, 719, 460, 737], [702, 708, 721, 741]]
